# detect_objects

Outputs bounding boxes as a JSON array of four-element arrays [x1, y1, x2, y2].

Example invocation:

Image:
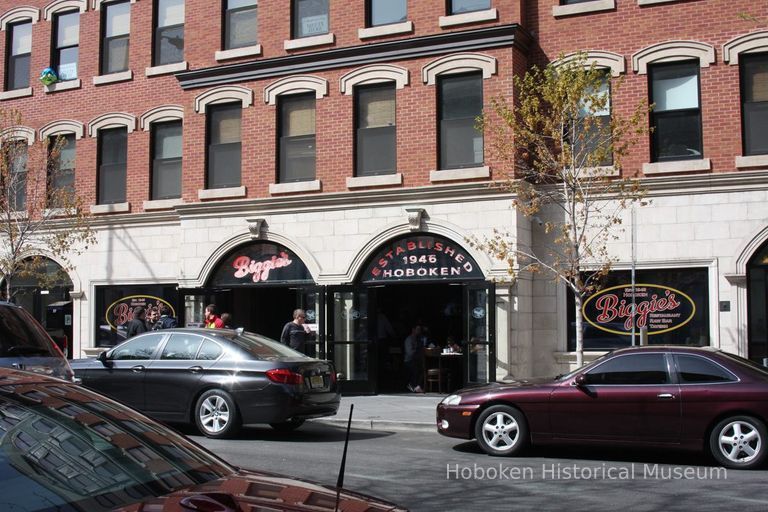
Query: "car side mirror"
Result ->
[[97, 350, 111, 366], [574, 374, 588, 387]]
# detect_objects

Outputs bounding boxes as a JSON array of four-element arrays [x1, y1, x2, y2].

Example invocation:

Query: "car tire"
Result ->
[[474, 405, 528, 457], [269, 419, 306, 432], [709, 415, 767, 469], [194, 389, 240, 439]]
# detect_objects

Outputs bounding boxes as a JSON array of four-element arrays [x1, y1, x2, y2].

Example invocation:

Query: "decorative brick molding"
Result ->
[[92, 0, 137, 10], [0, 6, 40, 30], [88, 112, 137, 136], [553, 0, 614, 18], [723, 31, 768, 65], [0, 126, 35, 145], [43, 0, 87, 20], [422, 53, 496, 85], [140, 105, 184, 130], [553, 50, 625, 77], [359, 21, 413, 40], [194, 85, 253, 113], [632, 40, 715, 74], [339, 64, 409, 94], [40, 119, 85, 139], [264, 75, 328, 105], [439, 8, 497, 28]]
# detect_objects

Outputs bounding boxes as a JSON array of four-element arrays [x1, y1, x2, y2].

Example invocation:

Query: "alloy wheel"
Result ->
[[716, 420, 763, 465], [199, 395, 231, 434], [480, 411, 520, 452]]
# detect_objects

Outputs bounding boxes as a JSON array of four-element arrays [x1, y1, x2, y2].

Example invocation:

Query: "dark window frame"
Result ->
[[673, 354, 738, 384], [354, 82, 397, 177], [48, 133, 76, 201], [277, 92, 317, 183], [6, 140, 28, 211], [560, 0, 598, 5], [447, 0, 491, 15], [96, 127, 128, 205], [153, 0, 185, 66], [366, 0, 407, 28], [205, 103, 242, 189], [51, 10, 80, 81], [649, 60, 703, 163], [571, 70, 613, 167], [740, 53, 768, 157], [5, 20, 32, 91], [100, 0, 131, 75], [291, 0, 329, 39], [150, 120, 182, 200], [222, 0, 258, 51], [437, 71, 484, 170]]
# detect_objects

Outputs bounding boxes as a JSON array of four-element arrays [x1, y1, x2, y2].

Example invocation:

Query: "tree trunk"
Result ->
[[574, 293, 584, 368]]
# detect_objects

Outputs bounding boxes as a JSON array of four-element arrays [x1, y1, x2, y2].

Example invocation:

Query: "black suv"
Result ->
[[0, 301, 74, 381]]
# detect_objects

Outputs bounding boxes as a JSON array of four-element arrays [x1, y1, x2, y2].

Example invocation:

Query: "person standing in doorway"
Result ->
[[125, 306, 148, 339], [204, 304, 224, 329], [154, 303, 178, 329], [220, 313, 232, 329], [404, 325, 424, 393], [281, 309, 313, 354]]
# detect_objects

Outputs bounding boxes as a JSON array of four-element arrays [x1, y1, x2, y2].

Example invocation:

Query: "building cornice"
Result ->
[[176, 24, 532, 90]]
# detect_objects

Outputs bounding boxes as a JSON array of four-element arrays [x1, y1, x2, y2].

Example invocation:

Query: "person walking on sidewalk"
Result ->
[[281, 309, 313, 354], [404, 325, 424, 393]]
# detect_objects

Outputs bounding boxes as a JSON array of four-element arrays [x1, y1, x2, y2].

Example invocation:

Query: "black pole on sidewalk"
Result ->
[[334, 403, 354, 512]]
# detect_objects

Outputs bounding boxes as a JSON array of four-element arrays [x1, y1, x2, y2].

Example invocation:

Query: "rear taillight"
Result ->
[[330, 371, 337, 385], [266, 368, 304, 385]]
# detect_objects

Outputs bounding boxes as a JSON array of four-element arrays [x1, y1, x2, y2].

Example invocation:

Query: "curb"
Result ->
[[311, 418, 436, 433]]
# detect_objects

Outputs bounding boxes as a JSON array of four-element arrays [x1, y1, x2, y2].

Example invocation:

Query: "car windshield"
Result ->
[[0, 378, 234, 512], [229, 331, 309, 360], [0, 306, 58, 358], [554, 352, 612, 381]]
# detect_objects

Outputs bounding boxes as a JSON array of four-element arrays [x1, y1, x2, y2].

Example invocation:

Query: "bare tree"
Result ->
[[0, 109, 95, 301], [475, 54, 650, 366]]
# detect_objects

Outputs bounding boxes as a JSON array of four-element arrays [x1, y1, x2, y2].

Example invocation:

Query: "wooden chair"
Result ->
[[423, 348, 451, 393]]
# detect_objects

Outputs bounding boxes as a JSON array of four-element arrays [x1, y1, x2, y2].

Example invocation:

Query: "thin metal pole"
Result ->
[[631, 204, 636, 346]]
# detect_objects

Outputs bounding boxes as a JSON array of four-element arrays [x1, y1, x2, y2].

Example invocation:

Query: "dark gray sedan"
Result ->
[[71, 328, 340, 438]]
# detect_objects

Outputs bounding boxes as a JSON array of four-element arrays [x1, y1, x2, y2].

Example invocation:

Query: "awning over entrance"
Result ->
[[209, 241, 313, 287], [361, 234, 483, 284]]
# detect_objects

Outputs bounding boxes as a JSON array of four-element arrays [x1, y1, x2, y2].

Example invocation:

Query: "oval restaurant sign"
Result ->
[[210, 242, 312, 287], [362, 235, 483, 283], [582, 283, 696, 336], [106, 295, 176, 331]]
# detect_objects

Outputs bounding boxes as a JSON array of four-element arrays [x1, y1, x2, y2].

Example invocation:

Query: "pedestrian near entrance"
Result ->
[[125, 307, 148, 339], [220, 313, 232, 329], [204, 304, 224, 329], [154, 303, 178, 329], [281, 309, 313, 354], [404, 325, 424, 393], [145, 308, 159, 331]]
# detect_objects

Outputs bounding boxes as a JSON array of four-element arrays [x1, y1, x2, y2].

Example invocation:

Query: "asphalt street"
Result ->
[[189, 422, 768, 512]]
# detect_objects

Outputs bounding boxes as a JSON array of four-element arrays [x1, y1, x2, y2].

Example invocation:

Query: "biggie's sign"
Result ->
[[582, 284, 696, 336], [106, 295, 176, 331], [210, 242, 313, 286]]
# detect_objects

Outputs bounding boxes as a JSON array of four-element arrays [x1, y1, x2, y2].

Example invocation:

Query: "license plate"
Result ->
[[310, 375, 325, 388]]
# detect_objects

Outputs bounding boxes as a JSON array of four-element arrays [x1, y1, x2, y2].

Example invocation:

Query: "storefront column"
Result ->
[[494, 284, 513, 381], [725, 273, 748, 357], [69, 290, 85, 358], [509, 276, 534, 378]]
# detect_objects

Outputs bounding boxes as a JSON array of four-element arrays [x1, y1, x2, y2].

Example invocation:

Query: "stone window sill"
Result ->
[[0, 87, 33, 101], [439, 8, 498, 28], [638, 0, 679, 5], [215, 44, 262, 61], [90, 202, 130, 214], [582, 166, 620, 177], [358, 21, 413, 40], [284, 33, 335, 51], [145, 61, 188, 77], [642, 158, 711, 175], [143, 198, 183, 210], [553, 0, 615, 18], [736, 155, 768, 169], [198, 186, 246, 200], [44, 79, 81, 93], [269, 180, 322, 195], [347, 173, 402, 189], [43, 208, 76, 217], [93, 70, 133, 86], [430, 166, 490, 182]]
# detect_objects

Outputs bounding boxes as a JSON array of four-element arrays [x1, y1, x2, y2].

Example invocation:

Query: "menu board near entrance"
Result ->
[[362, 235, 483, 283]]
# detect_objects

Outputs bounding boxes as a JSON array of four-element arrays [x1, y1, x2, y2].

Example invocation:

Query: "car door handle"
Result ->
[[657, 393, 675, 399], [131, 365, 145, 373], [188, 366, 203, 373]]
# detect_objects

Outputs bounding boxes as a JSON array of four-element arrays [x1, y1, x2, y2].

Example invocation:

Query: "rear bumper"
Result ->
[[436, 403, 479, 439], [235, 386, 341, 425]]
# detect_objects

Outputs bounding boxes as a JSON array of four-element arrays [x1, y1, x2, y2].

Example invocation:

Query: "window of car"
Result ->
[[584, 353, 669, 385], [160, 333, 202, 360], [675, 354, 737, 384], [196, 339, 223, 360], [229, 332, 307, 360], [110, 333, 164, 360], [0, 305, 58, 358]]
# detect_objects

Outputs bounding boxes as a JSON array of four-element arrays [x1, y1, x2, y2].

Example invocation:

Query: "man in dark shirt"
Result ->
[[125, 306, 148, 339], [280, 309, 313, 354]]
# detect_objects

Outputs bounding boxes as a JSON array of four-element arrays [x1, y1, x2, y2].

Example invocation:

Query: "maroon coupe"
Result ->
[[437, 346, 768, 469]]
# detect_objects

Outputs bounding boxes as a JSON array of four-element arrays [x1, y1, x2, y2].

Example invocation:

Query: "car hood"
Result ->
[[112, 468, 408, 512]]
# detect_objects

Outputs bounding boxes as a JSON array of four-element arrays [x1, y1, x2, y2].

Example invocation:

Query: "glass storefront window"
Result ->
[[94, 285, 178, 347]]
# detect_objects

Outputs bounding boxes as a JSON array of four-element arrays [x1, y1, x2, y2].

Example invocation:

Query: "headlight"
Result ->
[[442, 394, 461, 406]]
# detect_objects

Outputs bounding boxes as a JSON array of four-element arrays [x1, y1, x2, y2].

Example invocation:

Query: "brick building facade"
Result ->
[[1, 0, 767, 393]]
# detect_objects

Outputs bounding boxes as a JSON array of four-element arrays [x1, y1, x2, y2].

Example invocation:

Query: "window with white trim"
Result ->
[[98, 128, 127, 204], [438, 72, 483, 169], [449, 0, 490, 15], [293, 0, 328, 39], [368, 0, 406, 27], [151, 121, 182, 199], [207, 104, 241, 189], [101, 0, 131, 75], [573, 71, 613, 167], [49, 133, 76, 198], [53, 10, 79, 81], [5, 21, 31, 90], [355, 83, 396, 176], [649, 61, 702, 162], [5, 141, 27, 210], [279, 94, 316, 182], [741, 54, 768, 157], [154, 0, 184, 66], [224, 0, 257, 50]]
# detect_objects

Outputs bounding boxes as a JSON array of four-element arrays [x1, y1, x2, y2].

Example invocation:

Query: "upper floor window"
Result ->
[[98, 127, 127, 204], [5, 141, 28, 210], [102, 0, 131, 75], [5, 21, 31, 90], [560, 0, 596, 4], [49, 133, 76, 197], [151, 121, 182, 199], [224, 0, 257, 50], [741, 54, 768, 157], [356, 83, 396, 176], [449, 0, 490, 15], [53, 11, 79, 81], [293, 0, 328, 39], [368, 0, 406, 27], [154, 0, 184, 66], [574, 71, 612, 167], [279, 94, 316, 182], [207, 104, 241, 189], [439, 72, 483, 170], [649, 61, 701, 162]]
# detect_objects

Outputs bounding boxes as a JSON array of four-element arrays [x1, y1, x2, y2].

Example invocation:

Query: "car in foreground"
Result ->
[[0, 301, 73, 381], [71, 328, 340, 438], [437, 346, 768, 469], [0, 368, 406, 512]]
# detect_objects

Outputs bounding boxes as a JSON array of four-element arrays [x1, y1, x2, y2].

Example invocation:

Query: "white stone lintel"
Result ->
[[642, 158, 711, 175], [439, 8, 497, 28], [93, 70, 133, 86], [215, 44, 262, 61], [90, 202, 130, 214], [359, 21, 413, 39], [198, 186, 246, 200], [347, 173, 403, 189], [284, 33, 335, 51], [269, 180, 322, 195], [430, 165, 490, 182]]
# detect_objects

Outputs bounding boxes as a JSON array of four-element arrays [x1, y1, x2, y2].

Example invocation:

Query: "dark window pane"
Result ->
[[450, 0, 490, 14], [104, 36, 129, 74], [572, 115, 613, 167], [158, 0, 184, 27], [439, 73, 484, 169], [677, 355, 736, 384], [370, 0, 406, 26], [104, 2, 130, 74], [650, 62, 701, 162], [7, 143, 27, 211], [441, 74, 483, 119], [8, 55, 30, 90], [280, 95, 316, 182], [585, 353, 669, 385], [226, 1, 257, 49], [294, 0, 329, 38], [57, 47, 79, 81], [111, 334, 164, 360], [98, 128, 127, 204], [197, 340, 223, 360], [52, 134, 76, 193], [156, 24, 184, 65], [744, 103, 768, 155], [207, 105, 241, 188], [356, 85, 396, 176], [56, 11, 79, 47], [105, 1, 131, 37], [152, 122, 182, 199], [653, 110, 702, 161], [161, 334, 202, 360], [743, 55, 768, 156]]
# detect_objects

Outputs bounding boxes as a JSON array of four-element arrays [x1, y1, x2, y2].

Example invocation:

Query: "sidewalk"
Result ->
[[311, 393, 445, 433]]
